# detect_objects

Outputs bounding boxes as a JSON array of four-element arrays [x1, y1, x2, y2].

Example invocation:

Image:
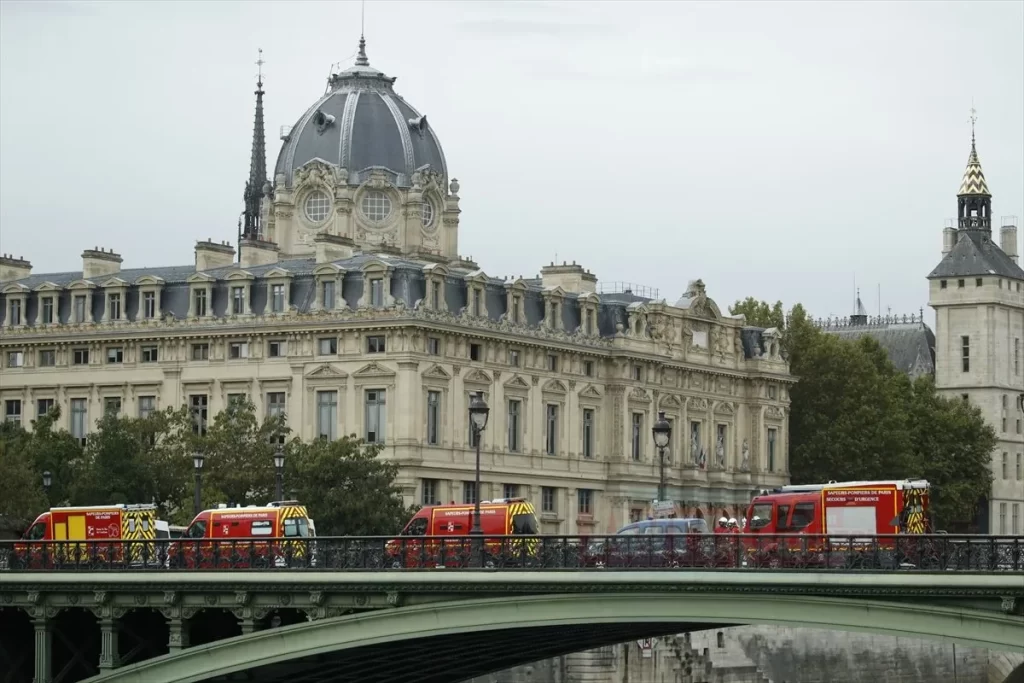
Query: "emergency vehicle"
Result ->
[[389, 498, 540, 567], [170, 500, 316, 568], [744, 479, 931, 566], [17, 504, 158, 568]]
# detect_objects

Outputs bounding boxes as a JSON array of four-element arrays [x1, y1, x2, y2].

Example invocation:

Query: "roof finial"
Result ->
[[256, 47, 265, 88], [969, 100, 977, 147], [355, 0, 369, 66]]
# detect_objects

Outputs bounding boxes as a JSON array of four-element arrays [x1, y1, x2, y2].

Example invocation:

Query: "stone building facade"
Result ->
[[0, 39, 793, 530]]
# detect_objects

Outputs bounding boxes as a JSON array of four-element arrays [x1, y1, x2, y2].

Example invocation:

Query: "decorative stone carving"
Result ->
[[235, 591, 251, 606], [740, 440, 751, 471], [687, 397, 708, 411], [715, 431, 726, 468], [714, 401, 734, 415], [765, 405, 785, 420], [628, 387, 651, 402], [294, 161, 337, 190], [366, 169, 393, 191]]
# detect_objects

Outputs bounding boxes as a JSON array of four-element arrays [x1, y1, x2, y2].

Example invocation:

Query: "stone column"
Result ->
[[167, 618, 189, 653], [32, 617, 52, 683], [239, 617, 257, 636], [98, 618, 119, 672]]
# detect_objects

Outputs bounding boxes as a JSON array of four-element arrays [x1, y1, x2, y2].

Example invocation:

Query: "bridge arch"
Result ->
[[86, 593, 1024, 683]]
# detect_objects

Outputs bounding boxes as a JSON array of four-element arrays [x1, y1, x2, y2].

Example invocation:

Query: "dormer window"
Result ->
[[73, 295, 87, 323], [321, 280, 335, 310], [585, 309, 595, 335], [134, 276, 164, 320], [370, 278, 384, 308], [472, 288, 481, 317], [108, 292, 121, 320], [512, 295, 521, 324], [8, 298, 21, 326], [432, 281, 442, 310], [312, 264, 344, 312], [143, 292, 156, 318], [358, 262, 394, 309], [232, 287, 245, 315], [194, 288, 207, 317], [41, 296, 54, 324]]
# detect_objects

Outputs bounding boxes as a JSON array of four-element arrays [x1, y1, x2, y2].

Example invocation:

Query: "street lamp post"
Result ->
[[652, 411, 672, 504], [273, 444, 285, 502], [192, 452, 205, 517], [42, 470, 52, 502], [468, 391, 490, 535]]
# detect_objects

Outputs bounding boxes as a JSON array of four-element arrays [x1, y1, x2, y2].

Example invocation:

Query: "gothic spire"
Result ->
[[956, 108, 992, 233], [243, 48, 268, 240]]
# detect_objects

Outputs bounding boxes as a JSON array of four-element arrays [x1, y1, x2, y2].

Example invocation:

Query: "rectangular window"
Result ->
[[463, 481, 477, 505], [9, 299, 21, 326], [1013, 504, 1020, 535], [72, 348, 89, 365], [70, 398, 87, 443], [503, 483, 519, 500], [999, 503, 1007, 535], [508, 349, 520, 367], [73, 295, 87, 323], [5, 400, 22, 425], [421, 479, 438, 506], [191, 343, 209, 361], [582, 408, 594, 459], [365, 389, 386, 444], [427, 337, 440, 355], [268, 340, 286, 358], [469, 343, 481, 361], [584, 360, 594, 377], [507, 399, 521, 452], [228, 342, 249, 359], [108, 293, 121, 319], [232, 286, 245, 315], [41, 297, 54, 324], [227, 393, 246, 407], [106, 347, 123, 364], [190, 394, 208, 436], [1017, 453, 1022, 480], [975, 277, 983, 287], [631, 412, 643, 461], [546, 404, 559, 455], [316, 391, 337, 441], [431, 281, 441, 310], [138, 396, 156, 419], [104, 397, 122, 416], [194, 288, 207, 317], [318, 337, 337, 355], [370, 278, 384, 308], [577, 489, 593, 516], [36, 398, 55, 418], [632, 365, 642, 381], [271, 284, 285, 312], [367, 335, 386, 353], [1003, 452, 1009, 479], [550, 302, 559, 327], [472, 289, 481, 317], [1015, 338, 1020, 375], [961, 335, 970, 372], [141, 345, 159, 362], [321, 280, 335, 310], [767, 427, 777, 472], [426, 391, 440, 446], [7, 351, 23, 368], [547, 354, 558, 372], [585, 309, 594, 336], [38, 349, 55, 367], [143, 291, 156, 319], [542, 486, 556, 513], [266, 392, 286, 421], [511, 295, 520, 324], [958, 279, 965, 288]]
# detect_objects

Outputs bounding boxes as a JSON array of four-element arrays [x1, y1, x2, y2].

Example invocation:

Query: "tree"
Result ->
[[0, 422, 46, 532], [289, 436, 411, 536], [18, 407, 84, 507]]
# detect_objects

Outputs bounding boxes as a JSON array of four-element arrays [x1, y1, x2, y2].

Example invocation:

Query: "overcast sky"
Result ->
[[1, 0, 1021, 323]]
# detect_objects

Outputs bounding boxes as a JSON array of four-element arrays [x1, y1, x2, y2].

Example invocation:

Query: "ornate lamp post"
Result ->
[[42, 470, 52, 502], [192, 452, 205, 517], [273, 443, 285, 502], [652, 411, 672, 503], [468, 392, 490, 535]]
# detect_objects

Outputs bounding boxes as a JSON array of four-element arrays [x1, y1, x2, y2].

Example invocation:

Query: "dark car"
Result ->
[[585, 518, 728, 568]]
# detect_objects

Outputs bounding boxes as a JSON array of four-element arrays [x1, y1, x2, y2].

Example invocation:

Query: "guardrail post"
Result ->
[[32, 616, 52, 683]]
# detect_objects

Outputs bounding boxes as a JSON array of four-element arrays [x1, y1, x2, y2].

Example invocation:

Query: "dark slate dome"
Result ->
[[274, 38, 447, 189]]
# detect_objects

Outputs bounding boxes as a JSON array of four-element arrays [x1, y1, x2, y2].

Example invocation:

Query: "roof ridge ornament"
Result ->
[[355, 34, 369, 67]]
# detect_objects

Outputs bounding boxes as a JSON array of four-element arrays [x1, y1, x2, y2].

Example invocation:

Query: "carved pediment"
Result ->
[[464, 269, 489, 284], [660, 394, 682, 409], [263, 267, 292, 280], [187, 272, 215, 284], [504, 277, 530, 292], [422, 263, 449, 277], [353, 361, 396, 378], [225, 269, 255, 281], [305, 364, 348, 379], [67, 278, 96, 290], [422, 364, 451, 380], [542, 378, 568, 394], [133, 275, 165, 287], [714, 401, 735, 415], [579, 384, 603, 400], [313, 263, 346, 277], [464, 369, 492, 385], [33, 281, 62, 292], [504, 374, 530, 390], [1, 282, 30, 295], [543, 285, 567, 299], [628, 387, 651, 402], [99, 277, 129, 288], [765, 405, 785, 420], [687, 396, 709, 411], [361, 259, 392, 274]]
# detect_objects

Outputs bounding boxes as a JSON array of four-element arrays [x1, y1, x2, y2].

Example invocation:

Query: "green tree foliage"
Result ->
[[0, 399, 411, 536], [729, 297, 997, 529]]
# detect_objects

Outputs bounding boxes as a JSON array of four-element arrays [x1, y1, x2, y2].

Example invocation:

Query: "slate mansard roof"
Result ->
[[817, 315, 936, 379], [0, 253, 775, 360], [927, 230, 1024, 281]]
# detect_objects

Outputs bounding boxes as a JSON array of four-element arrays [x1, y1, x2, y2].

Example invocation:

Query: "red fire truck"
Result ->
[[744, 479, 931, 566], [16, 504, 159, 568]]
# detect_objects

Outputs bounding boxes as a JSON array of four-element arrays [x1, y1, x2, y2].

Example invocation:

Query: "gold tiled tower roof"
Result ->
[[957, 139, 990, 197]]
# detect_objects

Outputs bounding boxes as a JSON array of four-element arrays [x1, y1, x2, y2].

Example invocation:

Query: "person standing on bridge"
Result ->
[[715, 517, 729, 534]]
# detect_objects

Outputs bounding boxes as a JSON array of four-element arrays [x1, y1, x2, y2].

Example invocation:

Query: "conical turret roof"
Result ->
[[957, 139, 990, 197]]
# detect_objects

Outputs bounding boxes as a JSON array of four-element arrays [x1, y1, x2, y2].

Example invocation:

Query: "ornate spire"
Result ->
[[243, 48, 268, 239], [355, 34, 369, 67], [956, 107, 992, 233]]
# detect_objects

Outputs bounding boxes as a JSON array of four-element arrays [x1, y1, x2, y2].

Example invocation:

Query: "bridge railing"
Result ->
[[0, 534, 1020, 572]]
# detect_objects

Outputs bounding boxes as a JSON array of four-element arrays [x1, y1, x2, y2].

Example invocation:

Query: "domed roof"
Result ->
[[274, 38, 447, 189]]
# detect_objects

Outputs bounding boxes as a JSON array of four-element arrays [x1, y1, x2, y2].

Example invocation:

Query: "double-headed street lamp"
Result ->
[[468, 391, 490, 535], [652, 411, 672, 504], [192, 452, 205, 516], [273, 444, 286, 502]]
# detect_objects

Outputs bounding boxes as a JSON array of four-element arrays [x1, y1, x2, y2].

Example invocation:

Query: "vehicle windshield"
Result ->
[[686, 519, 710, 534], [24, 522, 46, 540], [512, 513, 539, 535], [748, 503, 773, 530], [283, 518, 310, 538]]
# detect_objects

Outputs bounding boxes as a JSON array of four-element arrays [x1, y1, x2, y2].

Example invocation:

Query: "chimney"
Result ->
[[1000, 216, 1019, 265], [540, 260, 598, 294], [941, 219, 957, 258], [239, 236, 279, 268], [195, 239, 236, 271], [0, 254, 32, 283], [314, 233, 354, 264], [82, 247, 122, 279]]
